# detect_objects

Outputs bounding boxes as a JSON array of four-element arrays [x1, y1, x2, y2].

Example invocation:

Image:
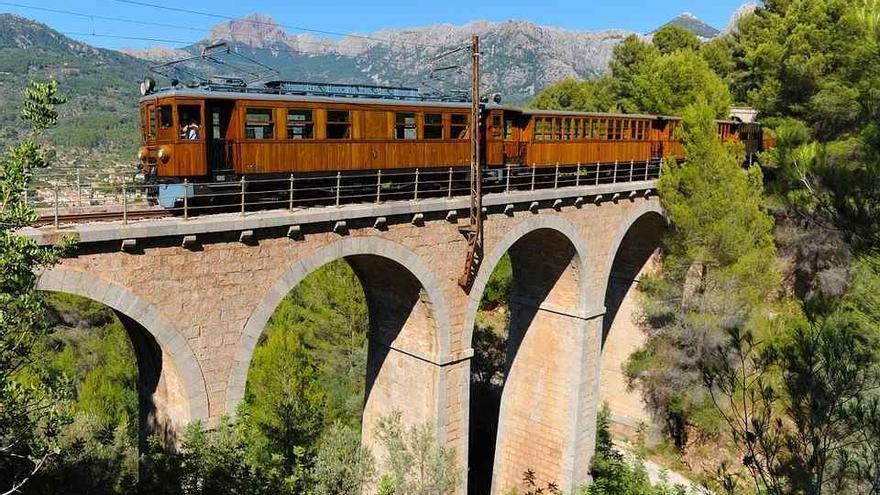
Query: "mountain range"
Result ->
[[123, 16, 634, 104], [0, 8, 736, 166]]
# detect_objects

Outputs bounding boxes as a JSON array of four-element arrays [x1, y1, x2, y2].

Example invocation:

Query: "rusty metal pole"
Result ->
[[458, 35, 482, 290]]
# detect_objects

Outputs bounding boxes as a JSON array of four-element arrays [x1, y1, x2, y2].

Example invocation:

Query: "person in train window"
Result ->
[[181, 119, 200, 140]]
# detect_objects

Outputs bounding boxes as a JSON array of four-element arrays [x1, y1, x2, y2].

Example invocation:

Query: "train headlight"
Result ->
[[157, 146, 171, 163], [139, 77, 156, 96], [137, 147, 149, 161]]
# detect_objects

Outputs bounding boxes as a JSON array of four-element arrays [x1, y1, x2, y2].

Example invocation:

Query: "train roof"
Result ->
[[513, 107, 680, 121], [138, 80, 757, 124], [140, 79, 476, 109], [140, 87, 477, 110]]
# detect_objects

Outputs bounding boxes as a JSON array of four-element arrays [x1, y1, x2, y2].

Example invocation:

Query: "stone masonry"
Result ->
[[25, 181, 664, 495]]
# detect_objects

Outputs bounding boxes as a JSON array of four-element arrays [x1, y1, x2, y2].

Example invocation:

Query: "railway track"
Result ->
[[35, 209, 169, 227]]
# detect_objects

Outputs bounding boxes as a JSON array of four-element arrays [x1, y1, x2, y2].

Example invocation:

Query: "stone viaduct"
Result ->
[[24, 179, 664, 494]]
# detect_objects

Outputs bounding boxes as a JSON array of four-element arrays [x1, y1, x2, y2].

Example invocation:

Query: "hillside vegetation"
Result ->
[[0, 14, 146, 159]]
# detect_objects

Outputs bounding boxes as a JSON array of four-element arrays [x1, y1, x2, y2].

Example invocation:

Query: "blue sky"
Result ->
[[3, 0, 749, 49]]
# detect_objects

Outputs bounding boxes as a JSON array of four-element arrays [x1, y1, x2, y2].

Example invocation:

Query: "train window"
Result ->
[[158, 105, 173, 129], [424, 113, 443, 139], [178, 105, 201, 140], [491, 114, 502, 139], [551, 118, 560, 140], [245, 108, 275, 140], [504, 119, 514, 140], [395, 112, 417, 140], [575, 119, 584, 139], [451, 114, 469, 140], [146, 105, 156, 139], [286, 109, 314, 139], [534, 119, 544, 141], [327, 110, 351, 140], [560, 119, 569, 141]]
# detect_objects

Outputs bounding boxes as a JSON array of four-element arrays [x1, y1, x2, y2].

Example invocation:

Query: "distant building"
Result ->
[[731, 106, 760, 123]]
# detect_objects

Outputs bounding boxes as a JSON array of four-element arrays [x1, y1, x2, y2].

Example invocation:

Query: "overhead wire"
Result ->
[[5, 0, 475, 93], [113, 0, 449, 49], [59, 31, 432, 88], [0, 1, 209, 33]]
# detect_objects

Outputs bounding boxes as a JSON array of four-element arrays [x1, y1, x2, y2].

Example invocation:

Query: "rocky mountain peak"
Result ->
[[208, 13, 291, 48], [657, 12, 720, 38]]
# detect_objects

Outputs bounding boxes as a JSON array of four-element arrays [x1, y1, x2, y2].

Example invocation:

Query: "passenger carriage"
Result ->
[[136, 78, 768, 208]]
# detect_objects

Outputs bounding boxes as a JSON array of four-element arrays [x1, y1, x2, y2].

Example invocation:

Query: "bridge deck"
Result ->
[[21, 179, 657, 246]]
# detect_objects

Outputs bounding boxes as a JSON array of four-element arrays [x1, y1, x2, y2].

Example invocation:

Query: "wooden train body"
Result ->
[[137, 81, 769, 183]]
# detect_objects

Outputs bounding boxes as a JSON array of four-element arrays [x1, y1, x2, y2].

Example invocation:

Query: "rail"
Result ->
[[26, 158, 663, 228]]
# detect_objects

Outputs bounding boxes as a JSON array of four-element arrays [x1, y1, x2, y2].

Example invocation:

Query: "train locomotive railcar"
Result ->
[[136, 78, 770, 208]]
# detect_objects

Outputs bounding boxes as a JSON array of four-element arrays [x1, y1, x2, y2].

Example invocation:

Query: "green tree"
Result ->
[[626, 101, 778, 446], [702, 262, 880, 495], [530, 77, 617, 113], [140, 419, 276, 495], [266, 260, 368, 432], [652, 25, 701, 55], [631, 51, 732, 118], [312, 422, 376, 495], [730, 0, 876, 140], [608, 35, 660, 113], [375, 412, 460, 495], [700, 37, 736, 87], [582, 406, 683, 495], [240, 328, 325, 492], [0, 80, 68, 495]]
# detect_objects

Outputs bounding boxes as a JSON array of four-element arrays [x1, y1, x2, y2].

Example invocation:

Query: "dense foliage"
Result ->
[[625, 101, 779, 447], [581, 407, 683, 495], [532, 33, 732, 118], [0, 80, 68, 495]]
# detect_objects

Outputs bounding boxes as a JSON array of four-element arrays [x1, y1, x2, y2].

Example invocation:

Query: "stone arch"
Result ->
[[598, 202, 666, 431], [598, 201, 666, 319], [462, 215, 595, 348], [463, 215, 599, 495], [226, 236, 452, 443], [37, 267, 210, 442]]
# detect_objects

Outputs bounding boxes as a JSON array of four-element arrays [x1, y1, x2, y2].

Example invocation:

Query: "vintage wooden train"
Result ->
[[136, 78, 769, 207]]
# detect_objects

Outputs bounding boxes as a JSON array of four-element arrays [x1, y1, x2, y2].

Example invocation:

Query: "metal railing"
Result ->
[[28, 158, 663, 227]]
